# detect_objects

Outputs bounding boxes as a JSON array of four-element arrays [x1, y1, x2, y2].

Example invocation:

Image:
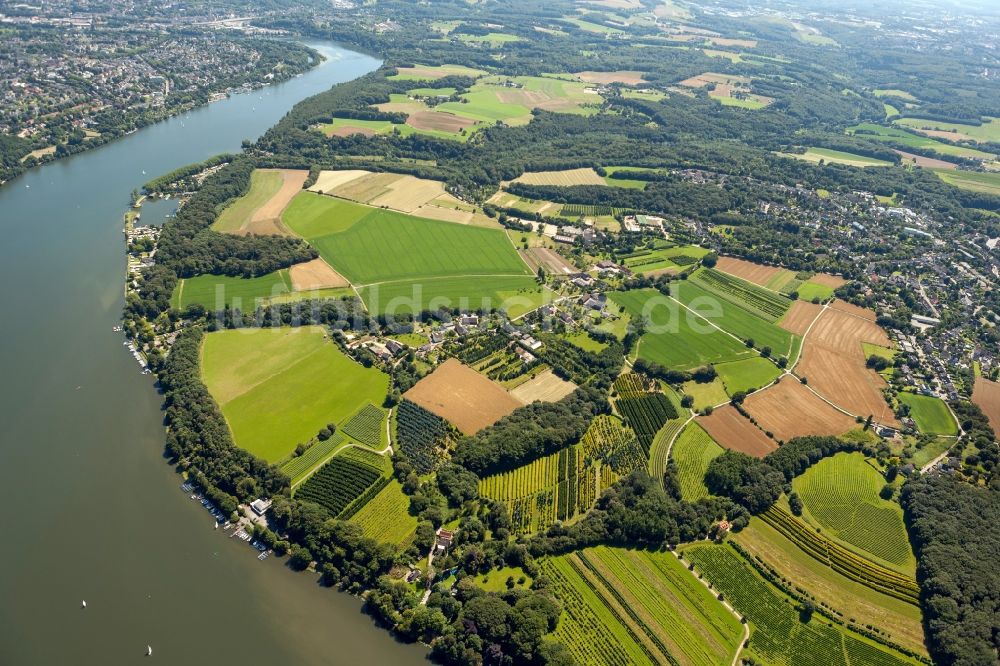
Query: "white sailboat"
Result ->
[[146, 645, 152, 656], [81, 600, 86, 609]]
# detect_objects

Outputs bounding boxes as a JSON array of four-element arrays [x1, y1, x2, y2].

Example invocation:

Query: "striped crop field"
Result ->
[[342, 403, 386, 446], [581, 415, 646, 476], [793, 452, 915, 572], [542, 546, 743, 666], [350, 479, 418, 546], [280, 432, 345, 485], [684, 542, 921, 666], [647, 417, 688, 486], [670, 423, 723, 500], [690, 268, 791, 322]]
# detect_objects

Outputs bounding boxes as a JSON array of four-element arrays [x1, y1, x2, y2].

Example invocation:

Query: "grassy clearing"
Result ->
[[357, 275, 547, 317], [683, 542, 921, 666], [457, 32, 522, 45], [671, 423, 723, 500], [211, 169, 283, 233], [909, 437, 953, 468], [672, 280, 795, 356], [795, 280, 835, 302], [682, 377, 729, 411], [848, 123, 995, 160], [388, 64, 487, 81], [611, 289, 754, 371], [544, 546, 743, 666], [781, 147, 893, 167], [897, 392, 957, 436], [350, 479, 417, 546], [794, 452, 915, 573], [933, 169, 1000, 196], [171, 270, 293, 311], [200, 327, 389, 462], [474, 566, 533, 593], [565, 331, 608, 353], [715, 357, 782, 394]]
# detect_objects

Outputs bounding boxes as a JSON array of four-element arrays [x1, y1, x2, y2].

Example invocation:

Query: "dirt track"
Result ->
[[744, 377, 856, 441], [697, 405, 778, 457]]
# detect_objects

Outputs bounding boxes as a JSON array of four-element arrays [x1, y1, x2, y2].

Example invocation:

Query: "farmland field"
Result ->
[[395, 399, 450, 474], [543, 546, 743, 666], [350, 479, 417, 546], [341, 403, 387, 446], [848, 123, 995, 160], [280, 433, 346, 486], [781, 148, 893, 168], [797, 304, 899, 426], [743, 377, 857, 441], [509, 369, 577, 404], [403, 358, 522, 434], [511, 168, 607, 187], [389, 63, 487, 81], [734, 517, 927, 654], [897, 392, 957, 435], [714, 256, 787, 286], [933, 169, 1000, 196], [211, 169, 282, 234], [670, 423, 722, 500], [697, 405, 777, 457], [793, 452, 916, 573], [895, 115, 1000, 143], [689, 268, 792, 322], [296, 447, 387, 517], [581, 414, 646, 477], [682, 377, 729, 411], [615, 392, 677, 449], [714, 357, 782, 394], [971, 377, 1000, 434], [672, 280, 795, 356], [171, 270, 293, 311], [683, 542, 920, 666], [357, 275, 547, 318], [796, 279, 836, 302], [200, 327, 389, 462], [610, 289, 754, 370]]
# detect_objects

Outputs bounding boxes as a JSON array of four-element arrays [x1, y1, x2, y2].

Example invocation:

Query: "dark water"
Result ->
[[0, 41, 427, 665]]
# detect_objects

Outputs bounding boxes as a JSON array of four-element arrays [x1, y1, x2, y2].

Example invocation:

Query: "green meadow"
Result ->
[[795, 279, 835, 302], [171, 270, 293, 311], [897, 392, 958, 436], [783, 147, 893, 168], [895, 116, 1000, 143], [933, 169, 1000, 196], [357, 275, 547, 318], [715, 357, 782, 394], [200, 327, 389, 462], [611, 289, 753, 370]]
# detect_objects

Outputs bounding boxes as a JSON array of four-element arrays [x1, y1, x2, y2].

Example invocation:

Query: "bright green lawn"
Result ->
[[671, 423, 723, 500], [565, 330, 608, 353], [898, 392, 958, 436], [611, 289, 754, 370], [474, 566, 534, 593], [715, 357, 782, 394], [795, 280, 835, 302], [171, 270, 292, 311], [682, 377, 730, 411], [794, 452, 916, 573], [848, 123, 995, 160], [212, 169, 283, 233], [672, 281, 795, 357], [201, 327, 389, 462]]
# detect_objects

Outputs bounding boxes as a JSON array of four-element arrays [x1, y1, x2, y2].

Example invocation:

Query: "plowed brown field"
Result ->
[[289, 258, 350, 290], [715, 256, 784, 285], [744, 377, 856, 441], [697, 405, 778, 457], [403, 358, 522, 434], [779, 300, 823, 335], [972, 377, 1000, 435]]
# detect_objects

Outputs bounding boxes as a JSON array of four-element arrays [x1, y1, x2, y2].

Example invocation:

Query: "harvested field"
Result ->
[[972, 377, 1000, 435], [509, 369, 577, 404], [526, 247, 576, 275], [308, 169, 370, 194], [709, 37, 757, 48], [894, 150, 958, 170], [368, 174, 448, 212], [914, 128, 976, 142], [406, 110, 477, 133], [829, 298, 877, 322], [678, 72, 750, 88], [809, 273, 847, 288], [288, 258, 350, 291], [241, 169, 308, 235], [779, 299, 823, 335], [327, 125, 377, 137], [575, 70, 646, 85], [798, 304, 899, 426], [715, 256, 784, 286], [512, 168, 605, 187], [332, 172, 403, 204], [744, 378, 857, 441], [413, 204, 473, 224], [697, 405, 778, 457], [391, 64, 486, 81], [403, 358, 522, 434]]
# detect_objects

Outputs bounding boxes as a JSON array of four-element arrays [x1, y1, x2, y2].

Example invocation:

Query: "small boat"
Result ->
[[146, 645, 152, 656], [81, 600, 87, 609], [214, 521, 219, 530]]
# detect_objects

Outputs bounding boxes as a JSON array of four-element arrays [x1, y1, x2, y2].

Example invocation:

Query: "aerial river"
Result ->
[[0, 41, 428, 665]]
